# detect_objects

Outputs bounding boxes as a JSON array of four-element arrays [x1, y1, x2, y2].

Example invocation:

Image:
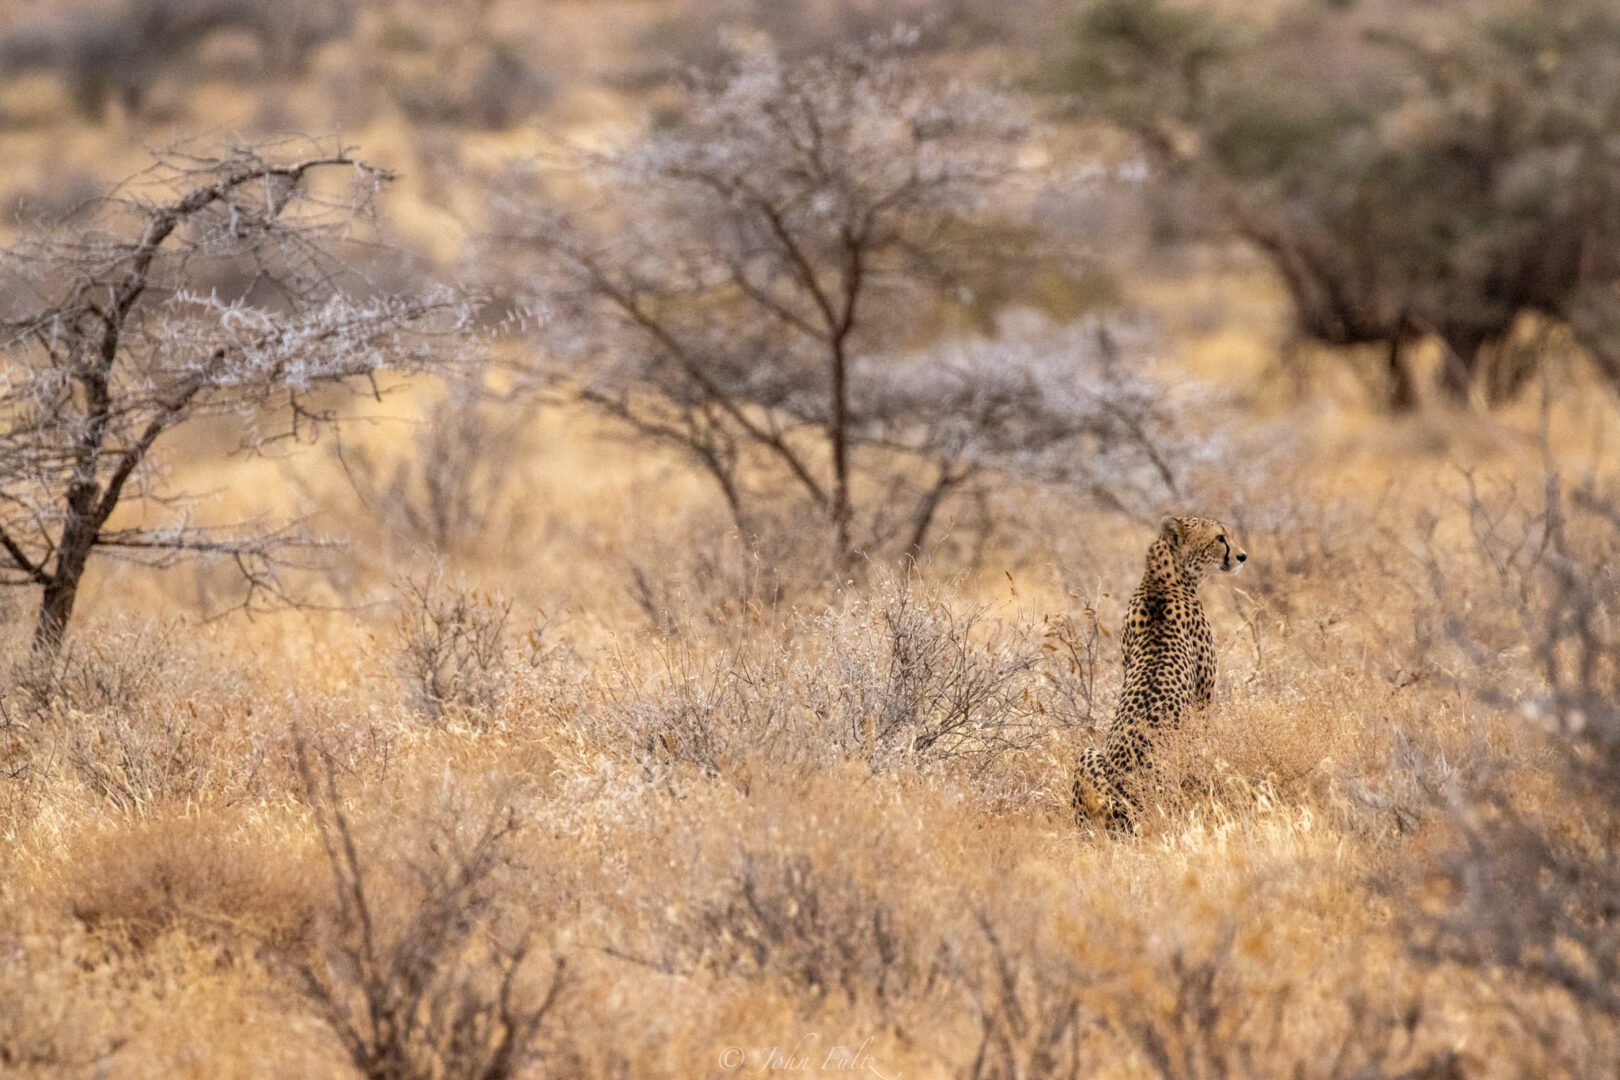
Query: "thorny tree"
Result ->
[[498, 37, 1164, 569], [0, 142, 470, 659]]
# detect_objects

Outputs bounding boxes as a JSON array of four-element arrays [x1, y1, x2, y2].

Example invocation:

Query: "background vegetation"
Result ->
[[1, 1, 1618, 1077]]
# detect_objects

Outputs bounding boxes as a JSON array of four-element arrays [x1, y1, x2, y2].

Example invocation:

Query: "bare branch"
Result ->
[[0, 523, 51, 585], [491, 38, 1062, 568], [0, 141, 471, 656]]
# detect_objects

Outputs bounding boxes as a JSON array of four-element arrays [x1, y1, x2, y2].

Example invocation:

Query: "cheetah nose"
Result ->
[[1236, 552, 1246, 563]]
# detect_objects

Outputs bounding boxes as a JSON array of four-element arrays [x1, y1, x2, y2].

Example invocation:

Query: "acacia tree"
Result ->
[[498, 38, 1169, 569], [0, 142, 469, 659], [1064, 0, 1620, 408]]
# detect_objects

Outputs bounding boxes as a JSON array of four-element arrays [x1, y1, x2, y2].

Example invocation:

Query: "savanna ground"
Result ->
[[3, 2, 1619, 1078]]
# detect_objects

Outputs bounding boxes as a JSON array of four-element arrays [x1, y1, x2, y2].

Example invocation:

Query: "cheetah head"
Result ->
[[1162, 516, 1247, 578]]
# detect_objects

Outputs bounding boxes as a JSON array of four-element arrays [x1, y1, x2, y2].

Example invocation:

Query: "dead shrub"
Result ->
[[618, 498, 836, 639], [953, 878, 1452, 1080], [1097, 925, 1444, 1080], [1037, 599, 1112, 732], [4, 620, 260, 811], [603, 637, 789, 783], [1404, 465, 1620, 1066], [958, 911, 1091, 1080], [278, 748, 566, 1080], [603, 574, 1050, 783], [12, 618, 180, 714], [56, 705, 210, 814], [684, 853, 943, 1017], [342, 388, 534, 560], [818, 576, 1046, 765], [391, 575, 554, 723]]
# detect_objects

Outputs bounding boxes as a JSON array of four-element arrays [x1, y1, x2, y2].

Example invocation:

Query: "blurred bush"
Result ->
[[627, 0, 1037, 85], [1408, 469, 1620, 1056], [0, 0, 352, 122], [1063, 0, 1620, 408]]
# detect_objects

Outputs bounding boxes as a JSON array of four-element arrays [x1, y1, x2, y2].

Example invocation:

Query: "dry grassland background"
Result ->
[[2, 2, 1619, 1078]]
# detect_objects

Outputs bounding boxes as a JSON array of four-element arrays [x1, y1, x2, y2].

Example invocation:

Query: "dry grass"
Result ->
[[1, 5, 1618, 1077], [1, 229, 1610, 1074], [2, 372, 1613, 1076]]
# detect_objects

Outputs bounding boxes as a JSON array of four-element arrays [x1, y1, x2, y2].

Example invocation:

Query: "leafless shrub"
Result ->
[[1410, 463, 1620, 1057], [679, 853, 943, 1017], [1037, 599, 1110, 731], [954, 886, 1455, 1080], [12, 618, 180, 715], [392, 575, 533, 722], [604, 574, 1049, 781], [283, 748, 566, 1080], [617, 498, 846, 638], [5, 620, 256, 811], [621, 535, 779, 639], [0, 140, 473, 659], [342, 387, 533, 559], [1098, 926, 1444, 1080], [959, 912, 1090, 1080], [815, 575, 1046, 765], [602, 634, 793, 783], [57, 705, 208, 814]]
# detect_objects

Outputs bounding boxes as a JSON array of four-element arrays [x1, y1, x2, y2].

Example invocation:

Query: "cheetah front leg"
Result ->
[[1072, 747, 1107, 824], [1073, 746, 1136, 832]]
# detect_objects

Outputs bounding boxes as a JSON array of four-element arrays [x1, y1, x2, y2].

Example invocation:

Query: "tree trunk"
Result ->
[[1438, 337, 1483, 405], [904, 466, 968, 564], [32, 565, 83, 661], [1485, 341, 1538, 406], [828, 235, 865, 573], [1386, 336, 1418, 412], [31, 518, 96, 661], [828, 346, 853, 570]]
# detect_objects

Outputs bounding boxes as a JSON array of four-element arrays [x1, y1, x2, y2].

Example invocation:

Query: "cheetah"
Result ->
[[1072, 515, 1246, 831]]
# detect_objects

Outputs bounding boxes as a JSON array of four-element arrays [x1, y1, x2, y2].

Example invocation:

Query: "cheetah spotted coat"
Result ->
[[1073, 516, 1245, 831]]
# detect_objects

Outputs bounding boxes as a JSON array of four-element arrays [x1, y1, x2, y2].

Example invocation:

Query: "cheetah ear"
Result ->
[[1159, 515, 1182, 542]]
